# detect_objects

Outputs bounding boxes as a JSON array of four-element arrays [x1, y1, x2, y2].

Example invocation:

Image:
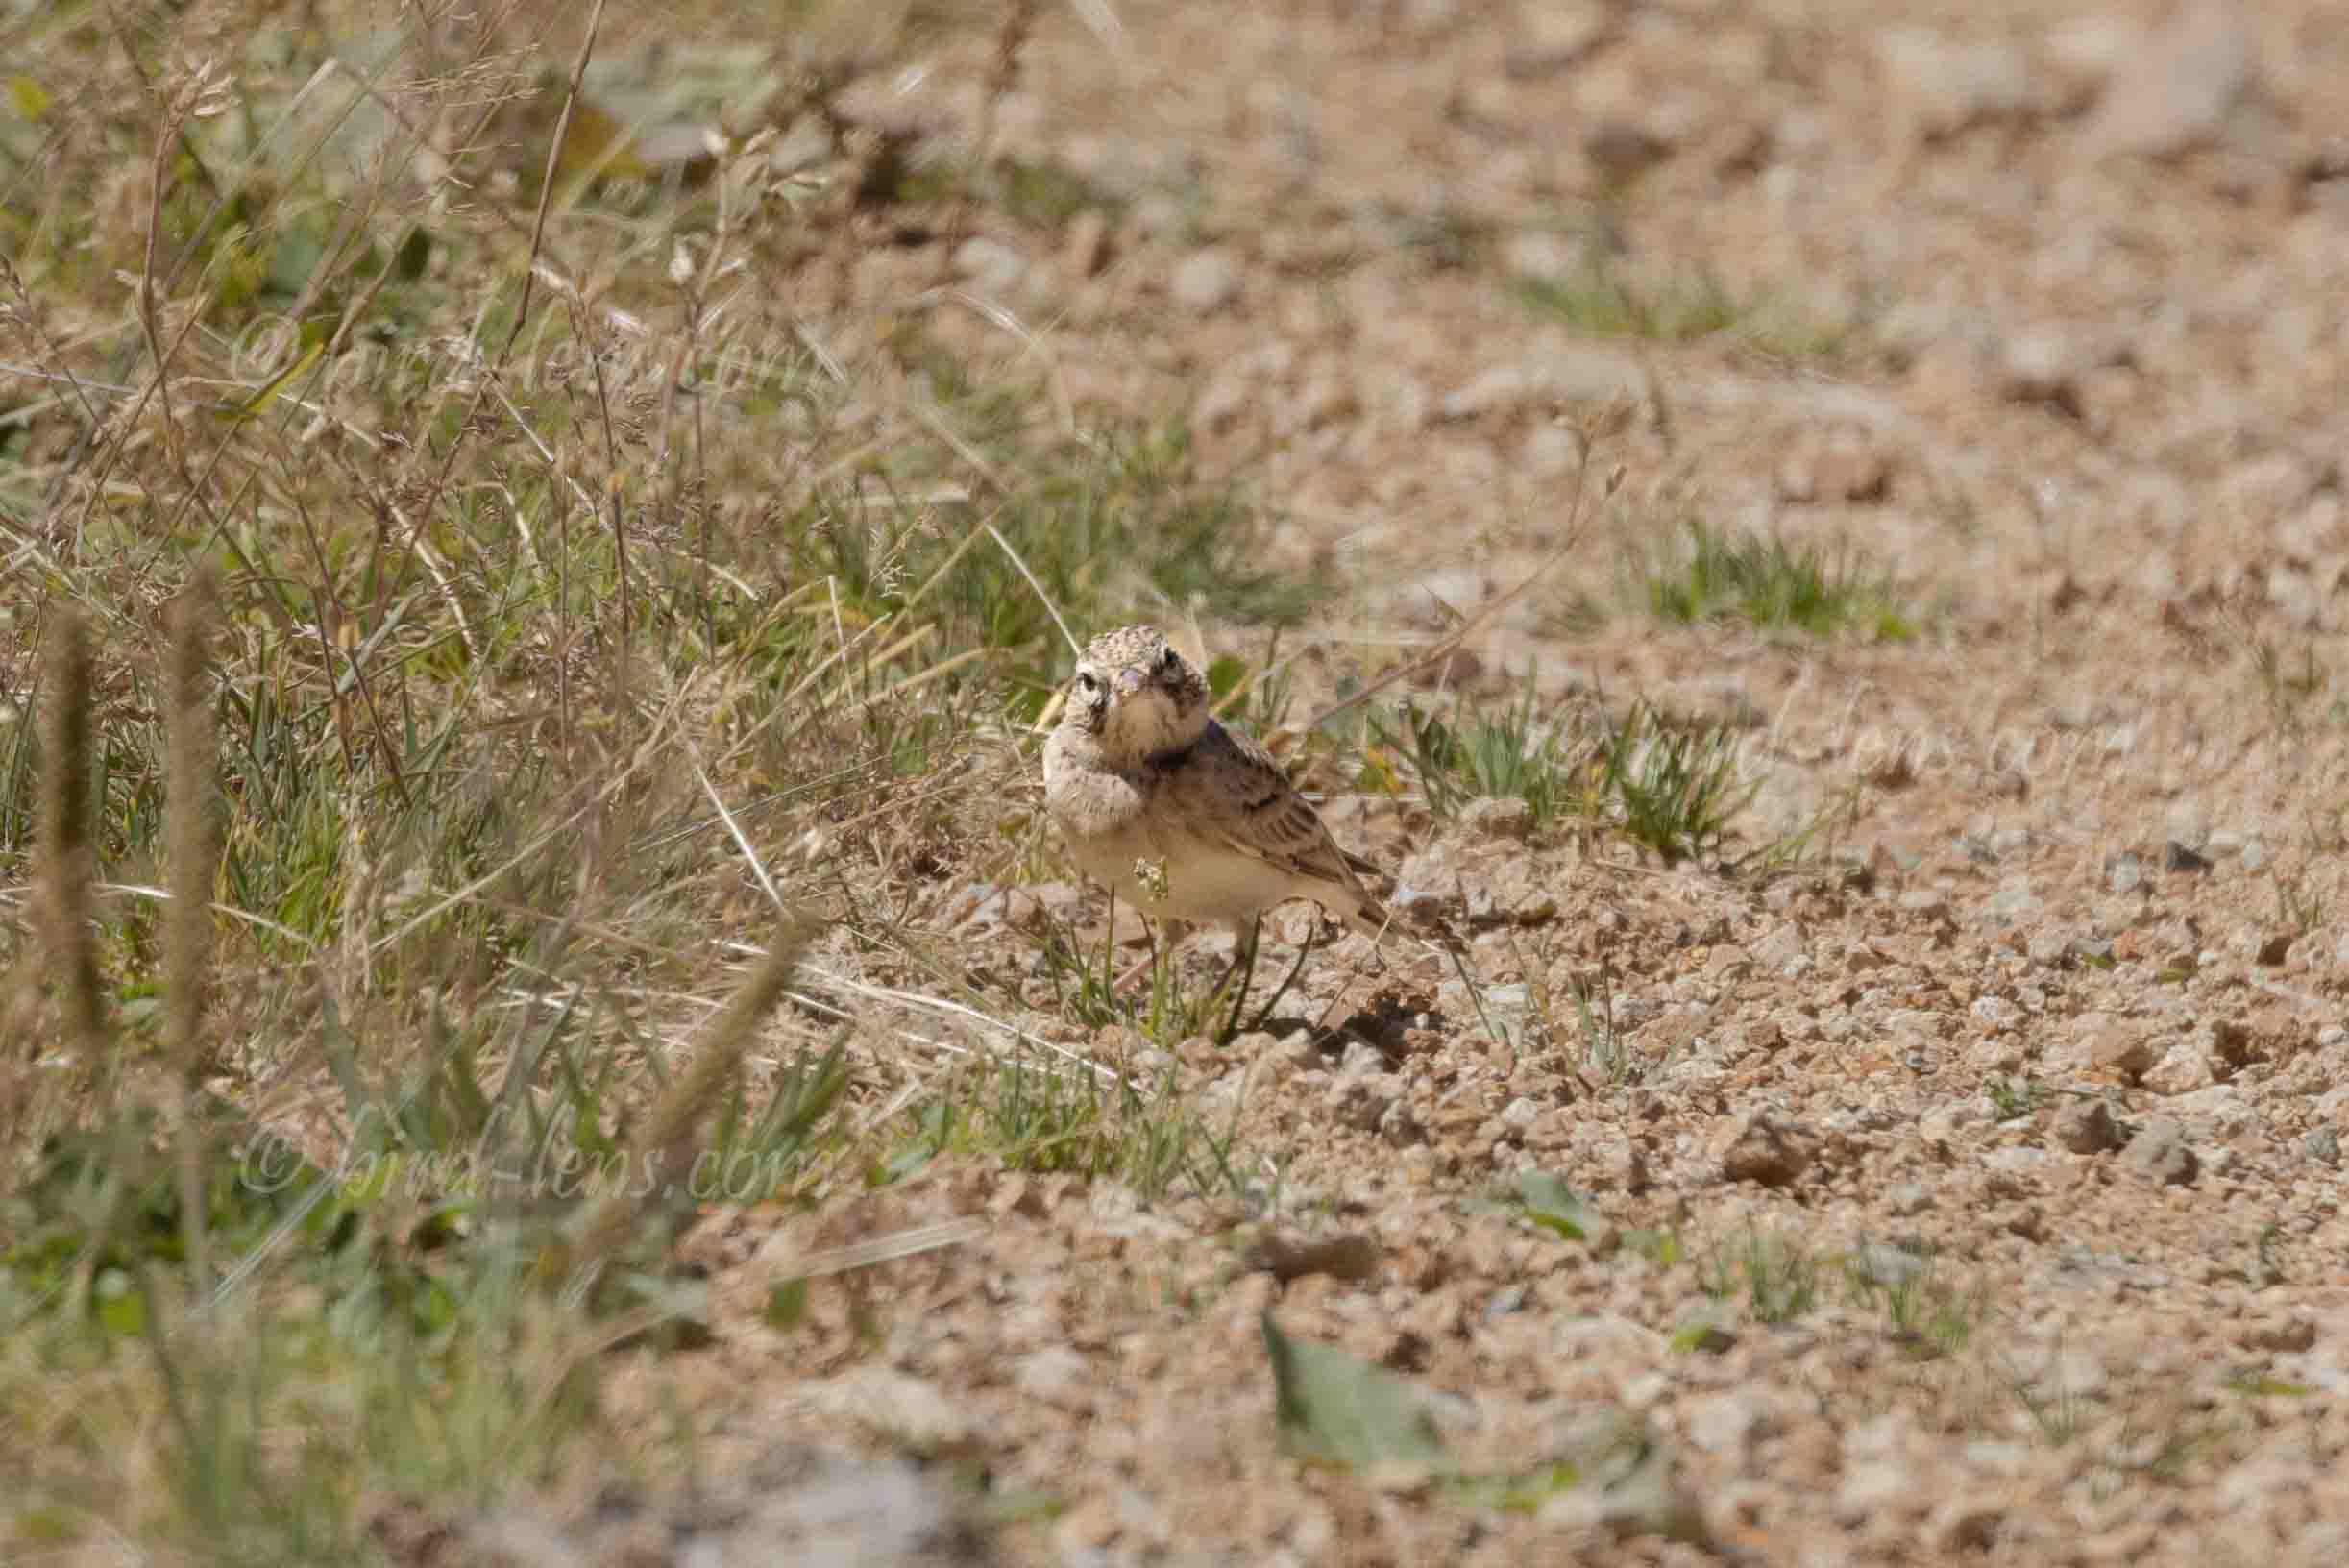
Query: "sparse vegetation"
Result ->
[[2250, 636, 2329, 732], [1513, 264, 1745, 344], [888, 1050, 1243, 1205], [3, 0, 2331, 1558], [1362, 678, 1763, 867], [0, 1, 1323, 1552], [1638, 517, 1913, 640], [1365, 674, 1588, 828], [1597, 698, 1758, 865], [1511, 263, 1858, 361]]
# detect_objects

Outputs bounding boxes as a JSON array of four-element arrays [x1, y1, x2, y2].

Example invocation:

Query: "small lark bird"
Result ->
[[1042, 625, 1390, 975]]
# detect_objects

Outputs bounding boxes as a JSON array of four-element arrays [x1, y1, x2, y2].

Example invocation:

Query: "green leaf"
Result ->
[[395, 225, 432, 281], [1626, 1227, 1682, 1266], [270, 228, 325, 297], [8, 75, 49, 121], [2225, 1374, 2312, 1398], [1262, 1311, 1451, 1472], [1206, 653, 1247, 701], [1443, 1460, 1581, 1511], [94, 1267, 145, 1335], [1669, 1309, 1736, 1355], [1517, 1170, 1601, 1241], [764, 1277, 808, 1330]]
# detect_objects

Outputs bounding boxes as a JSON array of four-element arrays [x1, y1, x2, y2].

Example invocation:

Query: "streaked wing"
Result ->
[[1161, 720, 1372, 894]]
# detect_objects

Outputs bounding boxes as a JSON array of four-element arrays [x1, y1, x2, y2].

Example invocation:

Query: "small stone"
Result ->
[[1512, 893, 1560, 926], [2026, 930, 2072, 967], [1246, 1231, 1382, 1285], [952, 235, 1026, 296], [2083, 3, 2254, 160], [1460, 796, 1535, 840], [2303, 1128, 2339, 1166], [1876, 27, 2040, 142], [2242, 1314, 2316, 1354], [1620, 1139, 1651, 1194], [2256, 930, 2294, 967], [813, 1369, 974, 1454], [2141, 1043, 2215, 1095], [2052, 1098, 2123, 1155], [1015, 1346, 1096, 1413], [1499, 229, 1587, 282], [2087, 1023, 2154, 1081], [1170, 247, 1241, 312], [2001, 330, 2088, 419], [1329, 1070, 1406, 1131], [1391, 886, 1449, 921], [2211, 1017, 2260, 1070], [1750, 921, 1806, 971], [1683, 1390, 1766, 1456], [1379, 1098, 1426, 1147], [1439, 363, 1538, 420], [1584, 119, 1674, 184], [1712, 1112, 1816, 1188], [1988, 884, 2042, 919], [1509, 0, 1611, 74], [1896, 890, 1950, 919], [1516, 420, 1583, 480], [1850, 1242, 1926, 1287], [1777, 440, 1891, 504], [2105, 852, 2145, 894], [942, 881, 1038, 932], [1063, 208, 1111, 280], [1885, 1181, 1933, 1216], [1928, 1495, 2005, 1553], [1834, 1459, 1916, 1524], [2119, 1117, 2199, 1186]]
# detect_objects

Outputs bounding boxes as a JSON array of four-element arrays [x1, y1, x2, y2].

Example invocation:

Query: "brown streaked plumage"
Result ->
[[1041, 625, 1389, 941]]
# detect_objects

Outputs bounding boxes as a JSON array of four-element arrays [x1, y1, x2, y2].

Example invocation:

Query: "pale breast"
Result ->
[[1047, 722, 1355, 931]]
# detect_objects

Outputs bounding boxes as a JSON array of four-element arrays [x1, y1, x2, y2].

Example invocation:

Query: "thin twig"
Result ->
[[502, 0, 609, 366], [985, 520, 1083, 657], [1304, 452, 1624, 733]]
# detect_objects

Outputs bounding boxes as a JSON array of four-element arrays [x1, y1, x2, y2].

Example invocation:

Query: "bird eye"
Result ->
[[1159, 646, 1180, 670], [1075, 672, 1097, 692]]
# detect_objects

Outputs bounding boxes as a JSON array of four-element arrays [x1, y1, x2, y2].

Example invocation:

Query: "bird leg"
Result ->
[[1209, 914, 1262, 1039], [1227, 912, 1322, 1041], [1112, 908, 1169, 994]]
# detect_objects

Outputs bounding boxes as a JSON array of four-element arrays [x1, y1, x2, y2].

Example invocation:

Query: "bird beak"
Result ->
[[1114, 666, 1147, 698]]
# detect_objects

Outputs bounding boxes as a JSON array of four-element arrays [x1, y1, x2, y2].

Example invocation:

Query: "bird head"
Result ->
[[1064, 625, 1210, 764]]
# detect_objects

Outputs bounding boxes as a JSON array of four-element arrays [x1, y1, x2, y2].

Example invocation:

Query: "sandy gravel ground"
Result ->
[[459, 3, 2349, 1563]]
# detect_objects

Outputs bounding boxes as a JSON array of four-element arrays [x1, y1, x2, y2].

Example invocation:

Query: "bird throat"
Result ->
[[1102, 688, 1205, 767]]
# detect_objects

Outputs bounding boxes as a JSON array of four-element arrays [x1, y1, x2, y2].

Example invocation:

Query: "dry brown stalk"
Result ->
[[567, 920, 814, 1277], [38, 609, 107, 1083], [164, 570, 222, 1080]]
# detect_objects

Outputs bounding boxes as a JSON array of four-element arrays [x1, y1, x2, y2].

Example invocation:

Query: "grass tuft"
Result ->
[[570, 921, 818, 1279], [1640, 517, 1912, 639], [889, 1051, 1243, 1206], [1597, 699, 1757, 866], [1365, 674, 1587, 830], [1512, 263, 1858, 360]]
